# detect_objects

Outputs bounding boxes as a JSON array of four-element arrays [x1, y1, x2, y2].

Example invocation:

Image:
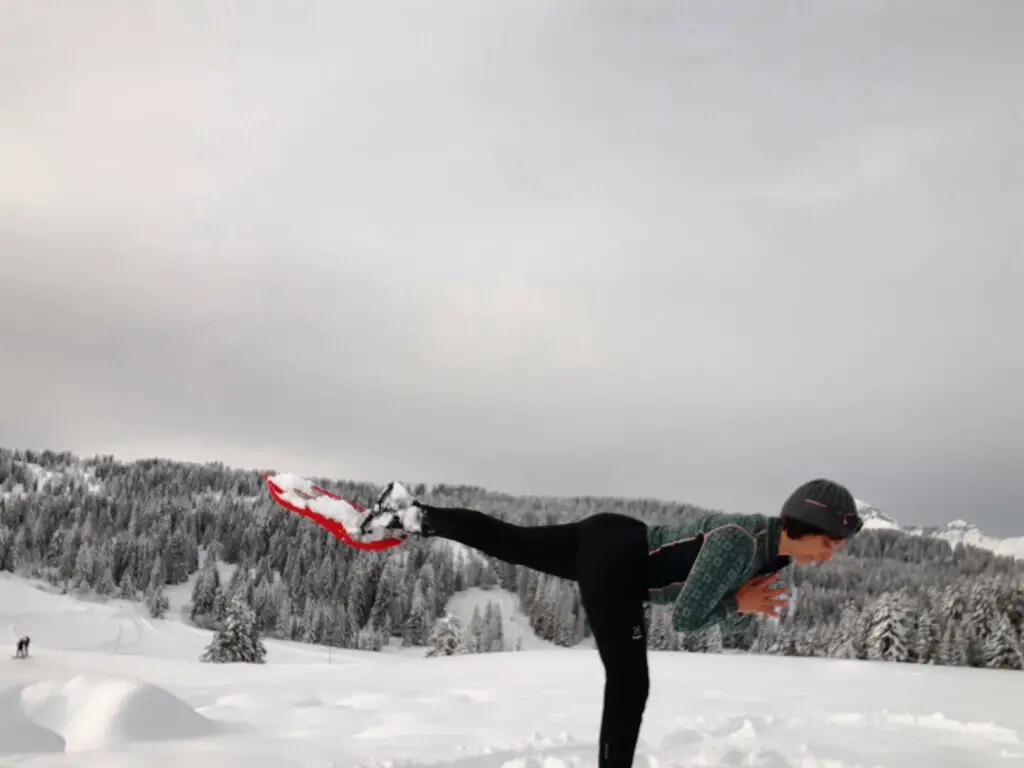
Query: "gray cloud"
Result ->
[[2, 1, 1022, 534]]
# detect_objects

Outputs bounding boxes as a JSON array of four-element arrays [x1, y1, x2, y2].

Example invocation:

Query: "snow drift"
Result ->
[[7, 673, 221, 753]]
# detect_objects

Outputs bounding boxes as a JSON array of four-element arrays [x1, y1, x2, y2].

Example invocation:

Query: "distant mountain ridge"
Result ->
[[856, 499, 1024, 560]]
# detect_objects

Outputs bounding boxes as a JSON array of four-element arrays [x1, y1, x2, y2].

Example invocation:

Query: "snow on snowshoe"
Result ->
[[264, 472, 403, 550]]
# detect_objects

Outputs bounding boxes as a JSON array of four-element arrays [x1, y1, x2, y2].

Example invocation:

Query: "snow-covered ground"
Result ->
[[2, 572, 1022, 767]]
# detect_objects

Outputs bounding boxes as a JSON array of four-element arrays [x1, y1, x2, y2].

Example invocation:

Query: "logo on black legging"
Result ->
[[631, 624, 643, 640]]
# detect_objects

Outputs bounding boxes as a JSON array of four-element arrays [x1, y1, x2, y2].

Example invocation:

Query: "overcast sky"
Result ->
[[1, 1, 1021, 534]]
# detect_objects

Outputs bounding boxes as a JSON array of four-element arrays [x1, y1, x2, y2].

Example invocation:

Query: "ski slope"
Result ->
[[2, 573, 1022, 767]]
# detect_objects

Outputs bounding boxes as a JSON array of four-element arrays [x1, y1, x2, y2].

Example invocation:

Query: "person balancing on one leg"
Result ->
[[352, 477, 864, 768]]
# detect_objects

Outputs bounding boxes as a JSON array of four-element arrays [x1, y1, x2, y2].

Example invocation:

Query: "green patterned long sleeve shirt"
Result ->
[[646, 512, 789, 635]]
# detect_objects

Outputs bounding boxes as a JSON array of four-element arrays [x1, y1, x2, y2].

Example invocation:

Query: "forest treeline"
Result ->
[[1, 448, 1021, 670]]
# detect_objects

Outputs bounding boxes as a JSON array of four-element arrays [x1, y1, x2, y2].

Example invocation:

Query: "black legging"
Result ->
[[418, 504, 650, 768]]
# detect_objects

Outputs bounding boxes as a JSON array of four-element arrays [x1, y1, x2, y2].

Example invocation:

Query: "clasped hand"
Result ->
[[735, 572, 789, 618]]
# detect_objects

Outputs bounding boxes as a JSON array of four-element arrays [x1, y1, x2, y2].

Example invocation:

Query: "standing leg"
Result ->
[[576, 513, 651, 768]]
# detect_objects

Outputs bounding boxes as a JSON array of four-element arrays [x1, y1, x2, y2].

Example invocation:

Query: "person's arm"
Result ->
[[671, 526, 755, 633]]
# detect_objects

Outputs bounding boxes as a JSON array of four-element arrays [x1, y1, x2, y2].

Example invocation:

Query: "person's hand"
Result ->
[[735, 572, 789, 617]]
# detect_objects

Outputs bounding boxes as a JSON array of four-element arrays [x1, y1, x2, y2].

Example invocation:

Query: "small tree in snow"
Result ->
[[426, 613, 463, 657], [201, 594, 267, 664]]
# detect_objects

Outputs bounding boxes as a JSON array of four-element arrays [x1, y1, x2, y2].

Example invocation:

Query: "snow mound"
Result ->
[[827, 709, 1020, 744], [0, 685, 66, 756], [17, 673, 221, 752]]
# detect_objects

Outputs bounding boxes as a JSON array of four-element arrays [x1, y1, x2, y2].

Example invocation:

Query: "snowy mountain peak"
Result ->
[[852, 498, 1024, 561], [854, 499, 900, 530], [943, 519, 976, 532]]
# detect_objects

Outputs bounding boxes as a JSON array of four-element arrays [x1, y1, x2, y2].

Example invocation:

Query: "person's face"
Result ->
[[788, 533, 847, 564]]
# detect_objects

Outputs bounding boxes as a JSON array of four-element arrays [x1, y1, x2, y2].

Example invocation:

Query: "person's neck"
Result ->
[[777, 528, 795, 558]]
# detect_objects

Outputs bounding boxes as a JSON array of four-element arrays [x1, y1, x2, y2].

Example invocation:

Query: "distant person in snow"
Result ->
[[15, 635, 30, 658], [354, 477, 864, 768]]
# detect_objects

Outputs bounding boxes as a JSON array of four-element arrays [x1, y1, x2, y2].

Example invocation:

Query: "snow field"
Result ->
[[2, 572, 1023, 767]]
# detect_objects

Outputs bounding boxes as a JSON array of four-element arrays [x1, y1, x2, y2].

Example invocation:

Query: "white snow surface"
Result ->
[[3, 573, 1022, 767]]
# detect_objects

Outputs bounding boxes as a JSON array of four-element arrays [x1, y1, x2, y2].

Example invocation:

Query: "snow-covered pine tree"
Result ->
[[211, 584, 228, 625], [367, 557, 400, 636], [749, 617, 776, 655], [865, 592, 913, 663], [964, 582, 999, 666], [7, 527, 25, 573], [459, 605, 485, 654], [478, 559, 499, 589], [274, 595, 295, 640], [915, 605, 940, 664], [554, 582, 579, 646], [301, 600, 326, 644], [144, 581, 169, 618], [228, 563, 255, 606], [190, 554, 221, 624], [346, 555, 380, 631], [679, 628, 705, 653], [164, 530, 193, 584], [516, 566, 537, 615], [983, 612, 1024, 671], [703, 624, 724, 653], [250, 572, 282, 633], [72, 542, 95, 591], [938, 620, 969, 667], [324, 604, 350, 648], [528, 576, 557, 641], [403, 574, 433, 646], [95, 563, 116, 596], [0, 524, 12, 572], [426, 613, 463, 657], [117, 569, 137, 600], [201, 593, 268, 664], [480, 601, 500, 652], [997, 581, 1024, 636], [356, 622, 387, 651], [766, 622, 800, 656]]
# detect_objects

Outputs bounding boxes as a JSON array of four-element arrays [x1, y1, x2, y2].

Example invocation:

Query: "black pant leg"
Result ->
[[417, 503, 581, 581], [576, 513, 651, 768]]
